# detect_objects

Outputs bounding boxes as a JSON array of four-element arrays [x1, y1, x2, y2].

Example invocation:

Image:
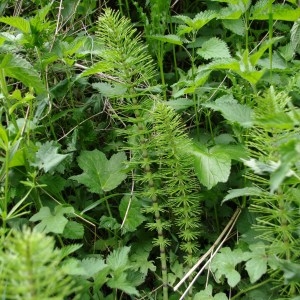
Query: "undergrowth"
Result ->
[[0, 0, 300, 299]]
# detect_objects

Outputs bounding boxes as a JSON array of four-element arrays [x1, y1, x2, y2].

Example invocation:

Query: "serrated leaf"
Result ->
[[203, 95, 253, 127], [99, 215, 120, 230], [251, 3, 300, 21], [222, 19, 245, 36], [92, 82, 127, 97], [0, 53, 45, 94], [0, 16, 31, 33], [107, 272, 139, 296], [62, 221, 84, 239], [149, 34, 182, 45], [80, 257, 108, 278], [107, 246, 131, 272], [166, 98, 194, 111], [119, 195, 146, 233], [78, 61, 112, 78], [31, 141, 68, 173], [189, 143, 231, 189], [61, 244, 83, 258], [30, 205, 74, 234], [245, 243, 268, 283], [70, 150, 127, 193], [197, 37, 231, 60]]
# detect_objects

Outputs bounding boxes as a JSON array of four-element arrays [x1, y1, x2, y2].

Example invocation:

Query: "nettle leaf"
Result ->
[[174, 10, 216, 33], [251, 3, 300, 21], [0, 16, 31, 33], [107, 246, 131, 272], [245, 242, 268, 283], [99, 215, 121, 230], [62, 221, 84, 239], [197, 37, 231, 60], [119, 195, 146, 233], [149, 34, 183, 45], [0, 53, 45, 94], [78, 61, 111, 78], [222, 19, 245, 36], [189, 143, 231, 189], [31, 141, 68, 173], [70, 150, 128, 193], [92, 82, 127, 97], [166, 98, 194, 111], [203, 95, 253, 128], [80, 257, 108, 278], [30, 205, 74, 234], [211, 247, 250, 287], [107, 272, 139, 296]]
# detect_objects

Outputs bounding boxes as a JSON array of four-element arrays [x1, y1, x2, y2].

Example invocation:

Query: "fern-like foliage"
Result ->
[[244, 87, 300, 297], [151, 103, 202, 265], [94, 9, 204, 299], [97, 9, 156, 88], [0, 227, 77, 299]]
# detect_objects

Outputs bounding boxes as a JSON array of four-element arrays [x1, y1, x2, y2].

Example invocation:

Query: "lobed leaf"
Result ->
[[70, 150, 128, 194]]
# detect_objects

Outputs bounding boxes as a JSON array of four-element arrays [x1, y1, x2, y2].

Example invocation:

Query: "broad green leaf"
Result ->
[[222, 19, 245, 36], [245, 243, 268, 283], [184, 70, 211, 93], [270, 139, 300, 192], [211, 247, 249, 287], [0, 16, 30, 33], [194, 285, 228, 300], [31, 141, 68, 173], [62, 221, 84, 239], [275, 259, 300, 284], [211, 144, 249, 161], [197, 37, 231, 60], [107, 272, 139, 296], [0, 124, 8, 150], [174, 11, 216, 31], [92, 82, 127, 97], [223, 187, 264, 204], [107, 246, 131, 272], [256, 112, 295, 129], [99, 215, 120, 230], [0, 53, 45, 94], [130, 241, 156, 276], [78, 61, 112, 78], [149, 34, 182, 45], [166, 98, 194, 111], [80, 257, 108, 278], [70, 150, 127, 193], [30, 205, 74, 234], [203, 95, 253, 128], [119, 195, 146, 233], [251, 2, 300, 21], [189, 143, 231, 189]]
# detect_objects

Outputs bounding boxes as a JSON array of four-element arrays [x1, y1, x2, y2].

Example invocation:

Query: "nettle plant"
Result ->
[[1, 1, 300, 299]]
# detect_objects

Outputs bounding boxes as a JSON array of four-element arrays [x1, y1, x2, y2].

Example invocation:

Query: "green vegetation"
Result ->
[[0, 0, 300, 299]]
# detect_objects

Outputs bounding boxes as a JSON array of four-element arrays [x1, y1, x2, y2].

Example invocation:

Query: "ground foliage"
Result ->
[[0, 0, 300, 299]]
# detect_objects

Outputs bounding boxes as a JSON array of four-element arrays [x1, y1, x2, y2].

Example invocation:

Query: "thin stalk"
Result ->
[[133, 101, 169, 300], [268, 0, 273, 82], [191, 36, 200, 137], [157, 43, 167, 101], [231, 278, 272, 300]]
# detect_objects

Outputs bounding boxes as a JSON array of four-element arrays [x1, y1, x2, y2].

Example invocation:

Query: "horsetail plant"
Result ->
[[83, 9, 204, 299]]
